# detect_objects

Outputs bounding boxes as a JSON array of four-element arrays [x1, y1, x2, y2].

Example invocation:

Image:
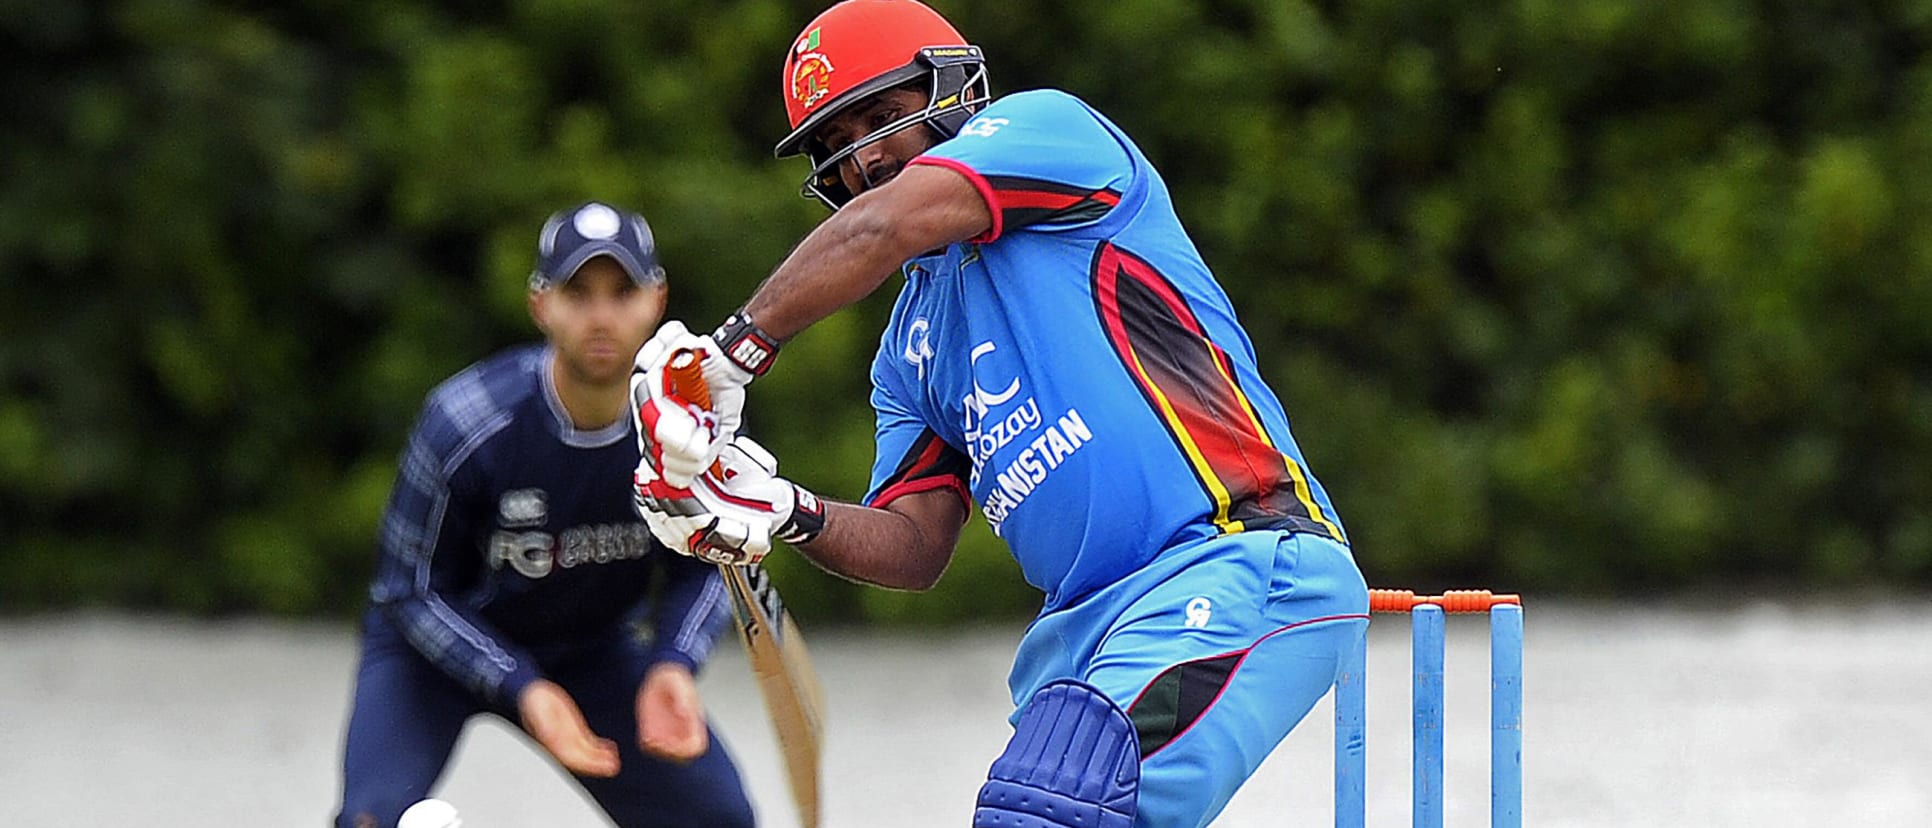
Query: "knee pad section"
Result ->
[[973, 679, 1139, 828]]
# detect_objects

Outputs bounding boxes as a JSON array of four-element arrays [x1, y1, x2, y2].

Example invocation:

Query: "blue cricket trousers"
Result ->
[[335, 613, 755, 828]]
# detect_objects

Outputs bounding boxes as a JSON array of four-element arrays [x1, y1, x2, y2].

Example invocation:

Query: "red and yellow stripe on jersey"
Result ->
[[1093, 243, 1343, 541]]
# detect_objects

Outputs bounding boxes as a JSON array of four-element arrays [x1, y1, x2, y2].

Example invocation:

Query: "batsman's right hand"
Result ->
[[631, 436, 823, 566], [629, 321, 749, 488]]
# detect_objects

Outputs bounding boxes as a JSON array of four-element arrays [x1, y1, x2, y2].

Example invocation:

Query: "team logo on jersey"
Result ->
[[904, 317, 935, 380], [790, 32, 835, 111], [498, 489, 548, 528]]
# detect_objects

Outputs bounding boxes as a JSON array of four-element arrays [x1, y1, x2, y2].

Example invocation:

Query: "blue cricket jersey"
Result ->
[[864, 89, 1347, 611], [368, 344, 730, 708]]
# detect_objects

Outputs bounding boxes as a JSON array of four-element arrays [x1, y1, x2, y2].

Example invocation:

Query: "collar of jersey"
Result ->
[[539, 346, 632, 449], [905, 246, 961, 279]]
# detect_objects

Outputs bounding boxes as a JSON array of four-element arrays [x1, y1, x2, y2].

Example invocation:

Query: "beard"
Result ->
[[558, 338, 633, 388]]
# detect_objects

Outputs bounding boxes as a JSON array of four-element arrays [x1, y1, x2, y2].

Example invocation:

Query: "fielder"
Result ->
[[335, 203, 755, 828], [630, 2, 1371, 825]]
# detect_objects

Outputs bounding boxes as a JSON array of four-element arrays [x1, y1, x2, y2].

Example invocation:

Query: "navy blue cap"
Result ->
[[530, 201, 667, 289]]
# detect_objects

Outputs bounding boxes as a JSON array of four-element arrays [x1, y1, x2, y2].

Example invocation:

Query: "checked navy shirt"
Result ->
[[367, 344, 729, 707]]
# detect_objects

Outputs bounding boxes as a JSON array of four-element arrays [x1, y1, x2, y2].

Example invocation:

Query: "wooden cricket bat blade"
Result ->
[[722, 564, 824, 828]]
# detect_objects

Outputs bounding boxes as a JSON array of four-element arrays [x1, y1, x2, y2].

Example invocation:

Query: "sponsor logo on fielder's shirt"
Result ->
[[498, 489, 548, 528], [488, 523, 652, 579]]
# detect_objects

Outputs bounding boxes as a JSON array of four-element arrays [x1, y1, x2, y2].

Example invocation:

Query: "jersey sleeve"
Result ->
[[862, 352, 971, 510], [370, 392, 543, 710], [909, 89, 1135, 243]]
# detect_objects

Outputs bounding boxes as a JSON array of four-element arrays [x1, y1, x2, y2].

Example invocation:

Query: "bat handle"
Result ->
[[666, 348, 728, 478], [667, 348, 712, 410]]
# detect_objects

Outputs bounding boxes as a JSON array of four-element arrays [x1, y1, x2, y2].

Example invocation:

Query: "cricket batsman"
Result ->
[[627, 2, 1372, 825]]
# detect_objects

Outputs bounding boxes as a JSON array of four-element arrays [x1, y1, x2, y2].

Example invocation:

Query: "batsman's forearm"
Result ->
[[743, 200, 908, 341], [792, 500, 957, 591], [741, 165, 992, 341]]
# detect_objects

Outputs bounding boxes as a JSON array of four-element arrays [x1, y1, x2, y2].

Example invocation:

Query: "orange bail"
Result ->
[[1367, 589, 1522, 614]]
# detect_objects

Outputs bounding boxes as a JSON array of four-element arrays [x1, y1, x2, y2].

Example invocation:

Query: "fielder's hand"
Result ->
[[629, 321, 751, 488], [518, 679, 620, 778], [637, 662, 709, 762], [632, 436, 825, 566]]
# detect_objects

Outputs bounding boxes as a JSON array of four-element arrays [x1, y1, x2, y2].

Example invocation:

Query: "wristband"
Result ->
[[777, 484, 826, 546], [713, 310, 782, 377]]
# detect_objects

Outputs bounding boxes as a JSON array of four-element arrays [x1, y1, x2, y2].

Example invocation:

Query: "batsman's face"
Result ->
[[530, 257, 665, 385], [814, 87, 941, 198]]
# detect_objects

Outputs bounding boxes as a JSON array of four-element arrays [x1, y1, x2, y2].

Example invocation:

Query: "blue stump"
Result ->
[[1491, 604, 1523, 828]]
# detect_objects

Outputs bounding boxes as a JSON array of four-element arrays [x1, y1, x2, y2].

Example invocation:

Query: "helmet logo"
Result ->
[[790, 27, 836, 110], [791, 51, 835, 110]]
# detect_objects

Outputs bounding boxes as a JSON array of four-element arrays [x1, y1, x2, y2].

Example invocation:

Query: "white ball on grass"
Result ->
[[399, 798, 462, 828]]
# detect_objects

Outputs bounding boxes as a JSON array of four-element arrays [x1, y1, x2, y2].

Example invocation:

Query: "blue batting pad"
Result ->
[[973, 679, 1139, 828]]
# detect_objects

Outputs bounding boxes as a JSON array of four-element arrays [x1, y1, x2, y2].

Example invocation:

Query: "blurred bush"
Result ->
[[2, 0, 1928, 622]]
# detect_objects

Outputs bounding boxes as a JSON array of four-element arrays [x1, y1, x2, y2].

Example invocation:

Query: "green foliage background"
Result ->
[[4, 1, 1929, 624]]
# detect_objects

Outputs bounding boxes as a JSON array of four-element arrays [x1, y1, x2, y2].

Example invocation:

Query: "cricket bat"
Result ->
[[722, 564, 826, 828], [668, 350, 825, 828]]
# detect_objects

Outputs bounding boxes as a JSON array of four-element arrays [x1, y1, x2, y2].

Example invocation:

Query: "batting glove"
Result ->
[[632, 436, 825, 566], [629, 321, 750, 488]]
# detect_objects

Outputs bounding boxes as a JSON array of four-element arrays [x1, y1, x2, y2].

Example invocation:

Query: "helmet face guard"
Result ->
[[781, 46, 989, 210]]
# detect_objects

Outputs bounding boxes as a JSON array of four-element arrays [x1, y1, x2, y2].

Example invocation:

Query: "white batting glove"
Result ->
[[709, 436, 826, 547], [631, 436, 825, 566], [633, 455, 770, 566], [629, 321, 749, 488]]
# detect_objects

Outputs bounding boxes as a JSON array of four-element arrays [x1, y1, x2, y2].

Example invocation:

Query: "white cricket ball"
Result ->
[[399, 798, 462, 828]]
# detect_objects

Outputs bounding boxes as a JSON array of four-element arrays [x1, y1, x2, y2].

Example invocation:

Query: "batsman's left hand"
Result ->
[[630, 321, 750, 488]]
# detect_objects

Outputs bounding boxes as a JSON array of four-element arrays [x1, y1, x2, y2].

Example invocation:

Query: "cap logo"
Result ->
[[791, 51, 835, 110], [573, 203, 622, 240]]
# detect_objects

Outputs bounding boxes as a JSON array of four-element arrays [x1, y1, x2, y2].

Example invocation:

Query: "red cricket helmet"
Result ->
[[773, 0, 990, 208]]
